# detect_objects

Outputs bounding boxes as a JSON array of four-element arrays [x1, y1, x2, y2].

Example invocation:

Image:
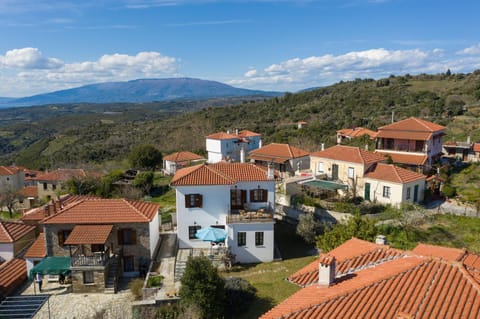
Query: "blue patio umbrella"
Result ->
[[195, 227, 227, 242]]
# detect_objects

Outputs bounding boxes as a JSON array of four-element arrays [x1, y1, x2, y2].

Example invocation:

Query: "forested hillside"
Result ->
[[2, 71, 480, 169]]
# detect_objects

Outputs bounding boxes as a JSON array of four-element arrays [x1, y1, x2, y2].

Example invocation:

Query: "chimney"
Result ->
[[391, 110, 395, 123], [259, 139, 263, 149], [365, 144, 369, 151], [240, 147, 245, 163], [227, 130, 230, 134], [467, 135, 471, 144], [318, 254, 336, 286], [321, 143, 325, 151], [54, 199, 61, 213], [235, 128, 239, 135], [44, 205, 50, 217], [376, 234, 387, 245], [267, 163, 274, 180]]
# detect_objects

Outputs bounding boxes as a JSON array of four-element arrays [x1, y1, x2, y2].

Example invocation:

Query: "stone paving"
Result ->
[[21, 279, 134, 319]]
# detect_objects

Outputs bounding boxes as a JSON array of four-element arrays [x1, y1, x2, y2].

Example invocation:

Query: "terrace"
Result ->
[[226, 208, 274, 224]]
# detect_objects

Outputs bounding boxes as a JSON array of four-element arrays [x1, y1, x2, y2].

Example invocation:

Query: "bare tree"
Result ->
[[0, 188, 22, 218]]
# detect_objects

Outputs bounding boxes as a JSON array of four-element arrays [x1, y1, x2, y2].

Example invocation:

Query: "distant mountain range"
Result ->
[[0, 78, 282, 108]]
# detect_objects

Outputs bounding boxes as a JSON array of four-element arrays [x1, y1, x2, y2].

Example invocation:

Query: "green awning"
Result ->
[[29, 256, 71, 279]]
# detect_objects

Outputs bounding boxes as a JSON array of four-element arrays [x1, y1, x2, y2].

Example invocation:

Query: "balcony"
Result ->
[[70, 247, 110, 267], [227, 209, 274, 224]]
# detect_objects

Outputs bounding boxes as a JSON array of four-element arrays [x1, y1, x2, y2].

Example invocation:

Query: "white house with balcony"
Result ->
[[206, 129, 262, 163], [171, 162, 276, 263]]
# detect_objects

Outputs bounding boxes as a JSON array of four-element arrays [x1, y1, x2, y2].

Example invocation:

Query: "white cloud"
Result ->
[[229, 47, 480, 91], [457, 43, 480, 55], [244, 69, 257, 77], [0, 49, 179, 97]]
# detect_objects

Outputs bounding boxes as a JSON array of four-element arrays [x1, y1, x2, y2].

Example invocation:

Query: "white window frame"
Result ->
[[317, 162, 324, 173], [383, 186, 391, 198], [348, 167, 355, 179], [406, 187, 411, 200]]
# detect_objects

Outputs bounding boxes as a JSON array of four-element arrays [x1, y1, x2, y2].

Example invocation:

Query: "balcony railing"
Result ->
[[71, 247, 110, 267], [227, 210, 274, 224]]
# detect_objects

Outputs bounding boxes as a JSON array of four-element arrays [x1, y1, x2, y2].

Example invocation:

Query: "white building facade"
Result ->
[[206, 130, 261, 163]]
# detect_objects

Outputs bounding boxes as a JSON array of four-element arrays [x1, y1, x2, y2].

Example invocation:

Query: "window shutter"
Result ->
[[118, 229, 124, 245], [196, 194, 203, 208], [262, 189, 268, 202], [131, 229, 137, 245], [185, 195, 191, 208], [241, 190, 247, 204], [58, 231, 64, 246], [250, 190, 254, 201]]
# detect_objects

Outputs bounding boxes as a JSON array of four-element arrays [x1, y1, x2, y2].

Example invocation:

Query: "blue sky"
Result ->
[[0, 0, 479, 97]]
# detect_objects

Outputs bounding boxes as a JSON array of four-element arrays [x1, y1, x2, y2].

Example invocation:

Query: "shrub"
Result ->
[[224, 277, 256, 316], [442, 184, 456, 198], [147, 275, 164, 288], [129, 278, 145, 300]]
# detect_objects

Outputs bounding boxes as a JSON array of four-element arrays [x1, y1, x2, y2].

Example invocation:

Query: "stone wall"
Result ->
[[71, 266, 106, 293]]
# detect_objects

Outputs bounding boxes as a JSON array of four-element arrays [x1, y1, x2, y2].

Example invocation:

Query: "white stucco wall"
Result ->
[[149, 211, 160, 258], [227, 222, 274, 263], [0, 243, 14, 261], [364, 178, 425, 206]]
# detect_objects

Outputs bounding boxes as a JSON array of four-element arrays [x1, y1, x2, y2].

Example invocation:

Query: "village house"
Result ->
[[171, 162, 276, 263], [336, 127, 377, 144], [248, 143, 310, 177], [375, 117, 446, 173], [261, 237, 480, 319], [162, 151, 205, 175], [35, 169, 89, 200], [0, 165, 25, 194], [206, 129, 262, 163], [33, 197, 160, 293]]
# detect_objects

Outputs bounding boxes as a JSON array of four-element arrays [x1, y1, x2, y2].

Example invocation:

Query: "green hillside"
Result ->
[[2, 71, 480, 169]]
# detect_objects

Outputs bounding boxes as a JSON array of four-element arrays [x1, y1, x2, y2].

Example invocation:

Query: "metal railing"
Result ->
[[226, 211, 274, 223], [70, 247, 110, 267]]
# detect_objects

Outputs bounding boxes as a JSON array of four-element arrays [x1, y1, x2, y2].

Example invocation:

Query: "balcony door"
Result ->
[[230, 189, 246, 210]]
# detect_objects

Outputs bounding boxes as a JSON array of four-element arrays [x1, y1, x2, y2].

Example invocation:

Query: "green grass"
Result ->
[[0, 211, 22, 220]]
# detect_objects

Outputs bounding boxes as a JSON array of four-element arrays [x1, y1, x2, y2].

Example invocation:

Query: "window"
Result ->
[[83, 271, 94, 284], [348, 167, 355, 179], [250, 189, 268, 202], [406, 187, 411, 200], [43, 183, 48, 190], [118, 228, 137, 245], [237, 232, 246, 247], [230, 189, 246, 209], [52, 184, 57, 190], [255, 232, 264, 246], [189, 225, 201, 239], [123, 256, 135, 272], [383, 186, 391, 198], [317, 162, 324, 173], [57, 230, 71, 247], [185, 194, 203, 208]]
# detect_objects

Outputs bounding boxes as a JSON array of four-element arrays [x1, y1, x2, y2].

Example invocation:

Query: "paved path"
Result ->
[[425, 199, 479, 217], [152, 232, 180, 299]]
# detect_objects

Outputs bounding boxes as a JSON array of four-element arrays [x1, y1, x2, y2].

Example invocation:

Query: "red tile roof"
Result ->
[[171, 162, 273, 186], [41, 198, 159, 224], [412, 243, 466, 261], [64, 224, 113, 245], [474, 143, 480, 153], [163, 151, 204, 163], [24, 233, 46, 258], [0, 166, 23, 176], [238, 129, 261, 137], [19, 186, 38, 198], [337, 127, 377, 139], [375, 151, 428, 165], [262, 239, 480, 319], [364, 163, 426, 184], [207, 130, 260, 140], [377, 117, 445, 140], [35, 168, 87, 182], [311, 145, 386, 166], [0, 258, 27, 297], [249, 143, 309, 163], [0, 222, 36, 243]]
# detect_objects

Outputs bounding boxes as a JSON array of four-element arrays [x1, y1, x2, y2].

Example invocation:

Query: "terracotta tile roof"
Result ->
[[462, 252, 480, 283], [378, 117, 446, 133], [249, 143, 309, 163], [64, 224, 113, 245], [163, 151, 204, 163], [238, 129, 261, 137], [41, 198, 159, 224], [364, 163, 426, 184], [207, 130, 260, 140], [171, 162, 272, 186], [375, 151, 428, 165], [24, 233, 46, 258], [289, 238, 405, 287], [412, 243, 465, 261], [311, 145, 386, 166], [474, 143, 480, 153], [337, 127, 377, 139], [0, 258, 27, 297], [0, 165, 23, 176], [19, 186, 38, 198], [35, 168, 87, 182], [0, 222, 36, 243]]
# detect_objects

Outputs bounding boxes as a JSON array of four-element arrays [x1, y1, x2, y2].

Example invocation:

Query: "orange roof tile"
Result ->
[[474, 143, 480, 153], [337, 127, 377, 139], [0, 165, 23, 176], [206, 132, 239, 140], [238, 129, 261, 137], [19, 186, 38, 198], [412, 243, 465, 261], [35, 168, 87, 182], [41, 198, 159, 224], [0, 258, 27, 297], [163, 151, 204, 163], [64, 224, 113, 245], [0, 222, 36, 243], [375, 151, 428, 165], [378, 117, 446, 132], [24, 233, 46, 258], [171, 162, 273, 186], [364, 163, 426, 184], [311, 145, 386, 165], [249, 143, 309, 162]]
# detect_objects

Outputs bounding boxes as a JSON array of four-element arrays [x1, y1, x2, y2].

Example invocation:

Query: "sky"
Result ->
[[0, 0, 480, 97]]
